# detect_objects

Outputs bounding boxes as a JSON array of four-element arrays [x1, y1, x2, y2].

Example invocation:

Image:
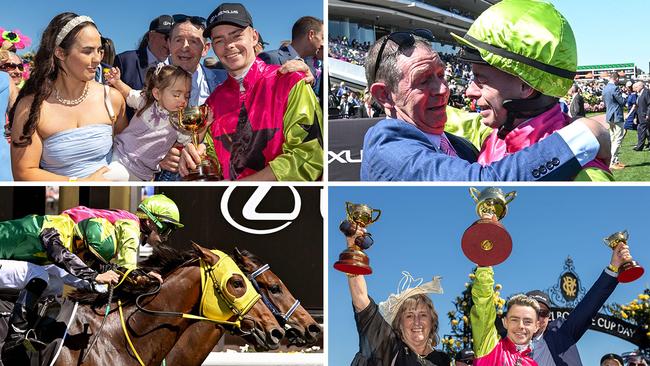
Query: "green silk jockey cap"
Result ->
[[74, 218, 117, 263], [137, 194, 184, 228], [451, 0, 577, 98]]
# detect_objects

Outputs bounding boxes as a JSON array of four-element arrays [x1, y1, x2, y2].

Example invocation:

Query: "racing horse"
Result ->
[[163, 247, 322, 365], [44, 243, 284, 366]]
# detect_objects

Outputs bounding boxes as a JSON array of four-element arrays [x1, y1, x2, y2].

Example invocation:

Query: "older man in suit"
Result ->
[[360, 30, 611, 181], [603, 71, 627, 169], [634, 81, 650, 151]]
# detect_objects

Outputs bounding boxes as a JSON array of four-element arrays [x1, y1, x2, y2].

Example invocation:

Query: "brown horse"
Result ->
[[46, 243, 283, 366], [163, 247, 322, 365]]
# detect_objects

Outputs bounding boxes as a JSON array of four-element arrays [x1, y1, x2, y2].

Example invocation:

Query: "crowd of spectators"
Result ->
[[329, 35, 649, 124], [328, 36, 370, 65]]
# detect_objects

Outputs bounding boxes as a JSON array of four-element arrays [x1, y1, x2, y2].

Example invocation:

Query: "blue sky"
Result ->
[[547, 0, 649, 72], [329, 186, 650, 365], [0, 0, 323, 57]]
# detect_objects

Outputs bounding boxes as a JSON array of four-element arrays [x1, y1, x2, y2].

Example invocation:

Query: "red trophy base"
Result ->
[[334, 249, 372, 275], [617, 261, 645, 283], [461, 217, 512, 266]]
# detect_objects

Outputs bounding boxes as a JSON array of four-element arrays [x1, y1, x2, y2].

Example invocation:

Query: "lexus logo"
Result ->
[[221, 186, 301, 235]]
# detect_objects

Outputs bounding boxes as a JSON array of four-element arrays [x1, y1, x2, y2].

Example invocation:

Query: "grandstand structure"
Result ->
[[328, 0, 500, 88], [575, 63, 640, 81]]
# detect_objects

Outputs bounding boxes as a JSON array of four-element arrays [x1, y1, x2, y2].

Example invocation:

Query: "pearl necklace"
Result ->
[[54, 82, 90, 106]]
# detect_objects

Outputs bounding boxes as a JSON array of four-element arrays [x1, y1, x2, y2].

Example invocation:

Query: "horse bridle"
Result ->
[[134, 257, 258, 329], [247, 263, 300, 327]]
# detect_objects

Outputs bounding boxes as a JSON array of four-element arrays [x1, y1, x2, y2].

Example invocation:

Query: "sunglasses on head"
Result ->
[[372, 28, 434, 83], [1, 63, 23, 71], [172, 14, 206, 28]]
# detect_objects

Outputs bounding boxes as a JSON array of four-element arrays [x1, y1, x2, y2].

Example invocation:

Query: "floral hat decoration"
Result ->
[[0, 28, 31, 51], [378, 271, 443, 324]]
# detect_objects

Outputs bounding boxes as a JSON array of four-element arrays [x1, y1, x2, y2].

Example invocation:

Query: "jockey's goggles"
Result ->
[[138, 203, 176, 237]]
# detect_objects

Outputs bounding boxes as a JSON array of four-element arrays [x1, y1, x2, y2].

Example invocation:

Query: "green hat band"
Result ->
[[463, 34, 576, 81]]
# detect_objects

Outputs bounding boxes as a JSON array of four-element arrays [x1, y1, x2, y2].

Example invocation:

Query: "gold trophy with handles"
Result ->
[[169, 105, 223, 181], [334, 202, 381, 275], [461, 187, 516, 266], [604, 231, 644, 283]]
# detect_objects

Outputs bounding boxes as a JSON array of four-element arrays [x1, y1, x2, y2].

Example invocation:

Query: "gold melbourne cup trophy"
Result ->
[[461, 187, 516, 266], [604, 231, 644, 283], [334, 202, 381, 275], [169, 105, 223, 181]]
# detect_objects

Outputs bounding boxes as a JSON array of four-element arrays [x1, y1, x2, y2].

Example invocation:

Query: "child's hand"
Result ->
[[104, 67, 122, 86]]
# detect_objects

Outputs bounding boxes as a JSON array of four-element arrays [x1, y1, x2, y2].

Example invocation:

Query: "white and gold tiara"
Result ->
[[56, 16, 94, 47]]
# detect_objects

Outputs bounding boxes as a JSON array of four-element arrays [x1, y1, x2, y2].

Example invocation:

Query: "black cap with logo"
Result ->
[[204, 3, 253, 38], [600, 353, 624, 365], [149, 15, 174, 35]]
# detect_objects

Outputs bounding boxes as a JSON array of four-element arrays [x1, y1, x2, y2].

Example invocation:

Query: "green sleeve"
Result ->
[[268, 80, 323, 181], [444, 106, 492, 150], [574, 167, 615, 181], [471, 266, 499, 357], [113, 220, 139, 269], [203, 130, 218, 164]]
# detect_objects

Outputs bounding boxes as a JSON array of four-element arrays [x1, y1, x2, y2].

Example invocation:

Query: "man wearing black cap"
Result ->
[[455, 348, 475, 366], [113, 15, 173, 119], [600, 353, 624, 366], [524, 242, 633, 366], [179, 3, 323, 181]]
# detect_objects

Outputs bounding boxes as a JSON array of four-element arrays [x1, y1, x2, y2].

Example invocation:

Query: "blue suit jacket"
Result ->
[[360, 118, 581, 181], [258, 45, 300, 66], [203, 65, 227, 93], [535, 271, 618, 366], [113, 46, 149, 91], [603, 82, 626, 122]]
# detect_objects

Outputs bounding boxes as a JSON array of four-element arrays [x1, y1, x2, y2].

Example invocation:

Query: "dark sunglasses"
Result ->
[[538, 308, 550, 318], [172, 14, 206, 28], [372, 28, 434, 83], [1, 63, 23, 71]]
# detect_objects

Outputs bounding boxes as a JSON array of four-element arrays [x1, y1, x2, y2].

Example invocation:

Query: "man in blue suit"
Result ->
[[603, 71, 627, 170], [360, 31, 610, 181], [113, 15, 173, 119], [259, 16, 323, 100], [525, 241, 633, 366], [259, 16, 322, 69]]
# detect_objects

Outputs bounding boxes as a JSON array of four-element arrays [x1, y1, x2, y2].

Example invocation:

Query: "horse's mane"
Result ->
[[138, 244, 201, 275], [235, 248, 264, 269], [67, 245, 200, 306]]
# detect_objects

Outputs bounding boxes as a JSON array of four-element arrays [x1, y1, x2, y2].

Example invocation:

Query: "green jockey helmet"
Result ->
[[451, 0, 577, 98], [136, 194, 184, 230], [74, 218, 118, 263]]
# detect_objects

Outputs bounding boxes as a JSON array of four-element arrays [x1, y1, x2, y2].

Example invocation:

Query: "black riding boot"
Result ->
[[2, 278, 47, 353]]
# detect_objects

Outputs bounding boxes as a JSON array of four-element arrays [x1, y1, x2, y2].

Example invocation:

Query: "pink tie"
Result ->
[[440, 135, 457, 157]]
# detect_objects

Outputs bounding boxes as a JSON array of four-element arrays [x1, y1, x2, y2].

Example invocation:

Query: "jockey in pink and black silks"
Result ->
[[62, 193, 184, 269], [200, 3, 323, 181]]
